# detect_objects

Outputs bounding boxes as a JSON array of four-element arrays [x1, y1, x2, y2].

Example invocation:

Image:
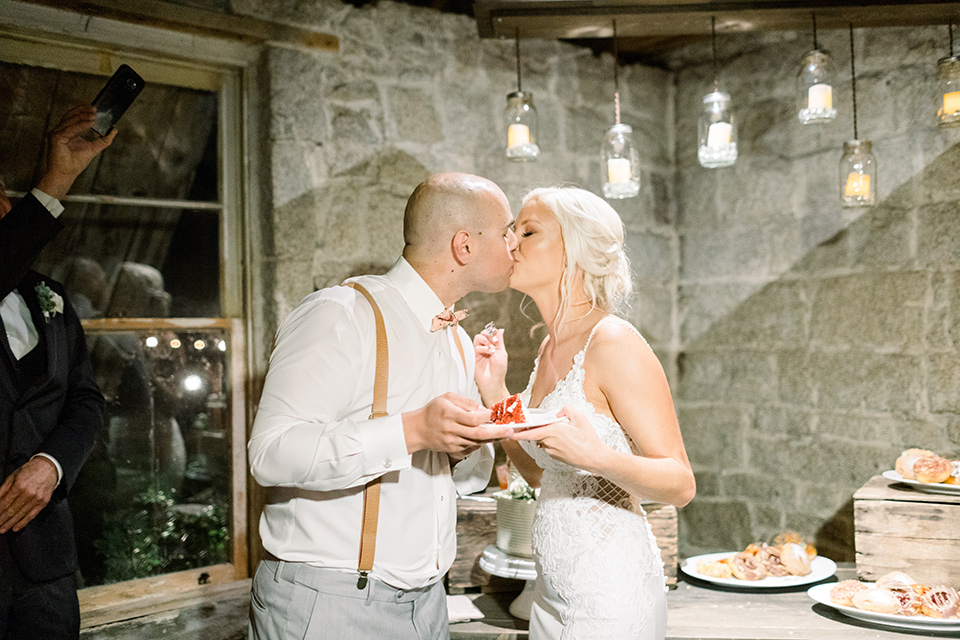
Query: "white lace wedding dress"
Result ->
[[517, 317, 667, 640]]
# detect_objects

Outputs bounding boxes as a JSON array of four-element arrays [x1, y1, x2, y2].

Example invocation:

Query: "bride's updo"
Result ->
[[522, 186, 632, 320]]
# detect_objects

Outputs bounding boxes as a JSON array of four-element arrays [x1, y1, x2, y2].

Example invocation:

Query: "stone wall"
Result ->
[[229, 0, 677, 393], [670, 26, 960, 560]]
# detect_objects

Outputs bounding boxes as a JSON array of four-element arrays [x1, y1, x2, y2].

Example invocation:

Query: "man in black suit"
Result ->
[[0, 105, 115, 639]]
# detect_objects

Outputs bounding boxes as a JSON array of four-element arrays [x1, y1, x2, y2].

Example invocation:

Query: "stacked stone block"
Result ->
[[672, 26, 960, 560]]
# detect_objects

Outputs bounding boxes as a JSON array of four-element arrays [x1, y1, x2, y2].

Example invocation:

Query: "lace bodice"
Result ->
[[519, 316, 666, 639]]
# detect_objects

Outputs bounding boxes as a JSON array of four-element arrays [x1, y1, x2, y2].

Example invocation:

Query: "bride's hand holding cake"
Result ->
[[510, 405, 607, 470]]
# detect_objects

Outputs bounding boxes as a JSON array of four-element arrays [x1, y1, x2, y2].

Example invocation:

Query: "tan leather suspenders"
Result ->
[[344, 281, 466, 590]]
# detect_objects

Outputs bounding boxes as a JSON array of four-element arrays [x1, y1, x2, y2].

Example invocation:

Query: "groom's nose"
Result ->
[[506, 228, 518, 252]]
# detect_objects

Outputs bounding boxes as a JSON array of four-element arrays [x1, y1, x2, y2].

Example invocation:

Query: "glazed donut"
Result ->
[[876, 571, 918, 590], [730, 552, 765, 580], [882, 581, 922, 616], [773, 531, 804, 547], [758, 544, 789, 577], [896, 448, 935, 480], [779, 542, 812, 576], [913, 456, 953, 484], [853, 587, 901, 615], [920, 586, 960, 619], [697, 559, 733, 579], [830, 580, 868, 607]]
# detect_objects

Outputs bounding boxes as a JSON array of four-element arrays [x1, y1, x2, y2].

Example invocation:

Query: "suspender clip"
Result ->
[[357, 571, 369, 590]]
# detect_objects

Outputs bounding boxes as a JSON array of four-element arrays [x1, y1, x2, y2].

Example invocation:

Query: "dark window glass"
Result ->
[[75, 329, 232, 586]]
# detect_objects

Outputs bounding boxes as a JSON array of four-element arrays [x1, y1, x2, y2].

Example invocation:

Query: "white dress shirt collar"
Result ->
[[386, 257, 451, 333], [0, 289, 39, 360]]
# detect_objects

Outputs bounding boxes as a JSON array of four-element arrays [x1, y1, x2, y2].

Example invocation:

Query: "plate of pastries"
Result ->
[[681, 533, 836, 588], [807, 571, 960, 632], [883, 448, 960, 496]]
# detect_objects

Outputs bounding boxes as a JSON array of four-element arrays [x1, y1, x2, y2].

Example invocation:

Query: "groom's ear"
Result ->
[[452, 229, 471, 265]]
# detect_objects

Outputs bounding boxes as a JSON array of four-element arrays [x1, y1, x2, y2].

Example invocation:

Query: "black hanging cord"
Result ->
[[812, 12, 819, 50], [711, 16, 719, 91], [515, 27, 522, 92], [613, 19, 621, 124], [849, 23, 858, 140]]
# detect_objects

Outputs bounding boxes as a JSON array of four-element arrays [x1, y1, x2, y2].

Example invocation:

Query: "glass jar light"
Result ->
[[697, 92, 737, 168], [797, 49, 837, 124], [936, 55, 960, 128], [839, 140, 876, 208], [505, 91, 539, 161], [600, 124, 640, 199]]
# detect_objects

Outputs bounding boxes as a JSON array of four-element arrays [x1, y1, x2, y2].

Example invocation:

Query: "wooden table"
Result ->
[[451, 564, 953, 639]]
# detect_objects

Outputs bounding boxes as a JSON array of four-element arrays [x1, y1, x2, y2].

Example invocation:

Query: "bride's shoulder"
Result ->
[[586, 317, 657, 366]]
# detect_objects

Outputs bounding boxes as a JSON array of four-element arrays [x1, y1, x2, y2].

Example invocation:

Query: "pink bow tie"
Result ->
[[431, 308, 468, 332]]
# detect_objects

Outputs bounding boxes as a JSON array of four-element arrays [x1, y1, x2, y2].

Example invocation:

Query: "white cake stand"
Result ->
[[478, 545, 537, 620]]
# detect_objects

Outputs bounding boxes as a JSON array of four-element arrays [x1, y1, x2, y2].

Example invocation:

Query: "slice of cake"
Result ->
[[491, 393, 525, 425]]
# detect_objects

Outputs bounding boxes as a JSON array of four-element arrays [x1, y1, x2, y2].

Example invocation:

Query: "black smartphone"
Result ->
[[90, 64, 145, 137]]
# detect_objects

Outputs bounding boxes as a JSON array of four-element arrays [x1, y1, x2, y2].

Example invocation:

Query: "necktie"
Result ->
[[431, 308, 468, 332]]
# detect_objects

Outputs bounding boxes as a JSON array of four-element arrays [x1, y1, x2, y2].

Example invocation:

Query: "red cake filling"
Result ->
[[491, 393, 525, 424]]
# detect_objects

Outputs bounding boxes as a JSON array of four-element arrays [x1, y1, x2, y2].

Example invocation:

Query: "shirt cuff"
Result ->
[[30, 188, 65, 218], [453, 443, 494, 496], [356, 414, 411, 475], [30, 453, 63, 487]]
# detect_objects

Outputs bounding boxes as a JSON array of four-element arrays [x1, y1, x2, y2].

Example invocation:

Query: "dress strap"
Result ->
[[581, 315, 618, 353]]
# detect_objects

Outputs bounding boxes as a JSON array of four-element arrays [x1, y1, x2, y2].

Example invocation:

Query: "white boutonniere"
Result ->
[[34, 281, 64, 323]]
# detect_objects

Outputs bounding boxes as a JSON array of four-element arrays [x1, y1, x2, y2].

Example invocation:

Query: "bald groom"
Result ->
[[248, 173, 518, 640]]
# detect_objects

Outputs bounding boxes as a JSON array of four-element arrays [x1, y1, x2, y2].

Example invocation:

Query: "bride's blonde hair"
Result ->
[[522, 186, 632, 330]]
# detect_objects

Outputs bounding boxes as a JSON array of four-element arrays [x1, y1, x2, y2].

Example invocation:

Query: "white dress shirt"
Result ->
[[0, 188, 65, 483], [249, 258, 493, 590]]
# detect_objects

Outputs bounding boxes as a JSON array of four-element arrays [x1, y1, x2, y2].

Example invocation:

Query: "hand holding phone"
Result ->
[[90, 64, 145, 137]]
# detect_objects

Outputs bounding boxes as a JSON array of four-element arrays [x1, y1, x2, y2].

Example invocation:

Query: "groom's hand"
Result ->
[[403, 392, 513, 455]]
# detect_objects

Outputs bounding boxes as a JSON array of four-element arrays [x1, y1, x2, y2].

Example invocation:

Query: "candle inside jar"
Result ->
[[942, 91, 960, 116], [607, 158, 632, 184], [844, 172, 871, 197], [507, 123, 530, 149], [808, 83, 833, 110], [706, 121, 733, 148]]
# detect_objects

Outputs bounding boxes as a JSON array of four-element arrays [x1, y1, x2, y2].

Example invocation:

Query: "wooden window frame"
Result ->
[[0, 1, 264, 626]]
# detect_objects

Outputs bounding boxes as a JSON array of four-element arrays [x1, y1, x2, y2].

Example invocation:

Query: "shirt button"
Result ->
[[437, 351, 442, 358], [383, 458, 392, 469], [396, 590, 404, 599], [440, 495, 444, 501]]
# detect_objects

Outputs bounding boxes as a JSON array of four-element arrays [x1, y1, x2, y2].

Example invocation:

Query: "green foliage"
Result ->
[[94, 484, 229, 583]]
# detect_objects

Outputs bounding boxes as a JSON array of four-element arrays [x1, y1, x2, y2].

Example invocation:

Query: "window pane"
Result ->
[[32, 205, 221, 318], [73, 329, 233, 587], [0, 61, 219, 202]]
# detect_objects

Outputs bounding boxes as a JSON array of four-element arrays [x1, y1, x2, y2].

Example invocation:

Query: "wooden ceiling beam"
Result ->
[[475, 0, 960, 40], [20, 0, 339, 51]]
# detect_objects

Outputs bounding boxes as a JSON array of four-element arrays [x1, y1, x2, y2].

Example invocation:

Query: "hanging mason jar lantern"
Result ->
[[936, 55, 960, 128], [698, 91, 737, 168], [504, 29, 539, 162], [839, 139, 876, 208], [601, 124, 640, 199], [505, 90, 539, 161], [937, 22, 960, 128], [797, 49, 837, 124]]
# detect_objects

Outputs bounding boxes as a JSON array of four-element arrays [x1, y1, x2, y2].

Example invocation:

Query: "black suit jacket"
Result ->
[[0, 271, 103, 582], [0, 193, 63, 300]]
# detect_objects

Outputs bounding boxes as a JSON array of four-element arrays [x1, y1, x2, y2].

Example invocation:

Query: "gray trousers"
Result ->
[[248, 559, 451, 640]]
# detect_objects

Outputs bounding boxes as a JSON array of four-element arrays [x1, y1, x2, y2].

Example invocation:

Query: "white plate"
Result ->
[[680, 552, 837, 588], [882, 470, 960, 496], [497, 408, 567, 431], [808, 582, 960, 632]]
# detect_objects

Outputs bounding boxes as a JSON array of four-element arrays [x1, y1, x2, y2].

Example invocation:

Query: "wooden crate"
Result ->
[[449, 493, 678, 591], [853, 474, 960, 586], [645, 502, 679, 587]]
